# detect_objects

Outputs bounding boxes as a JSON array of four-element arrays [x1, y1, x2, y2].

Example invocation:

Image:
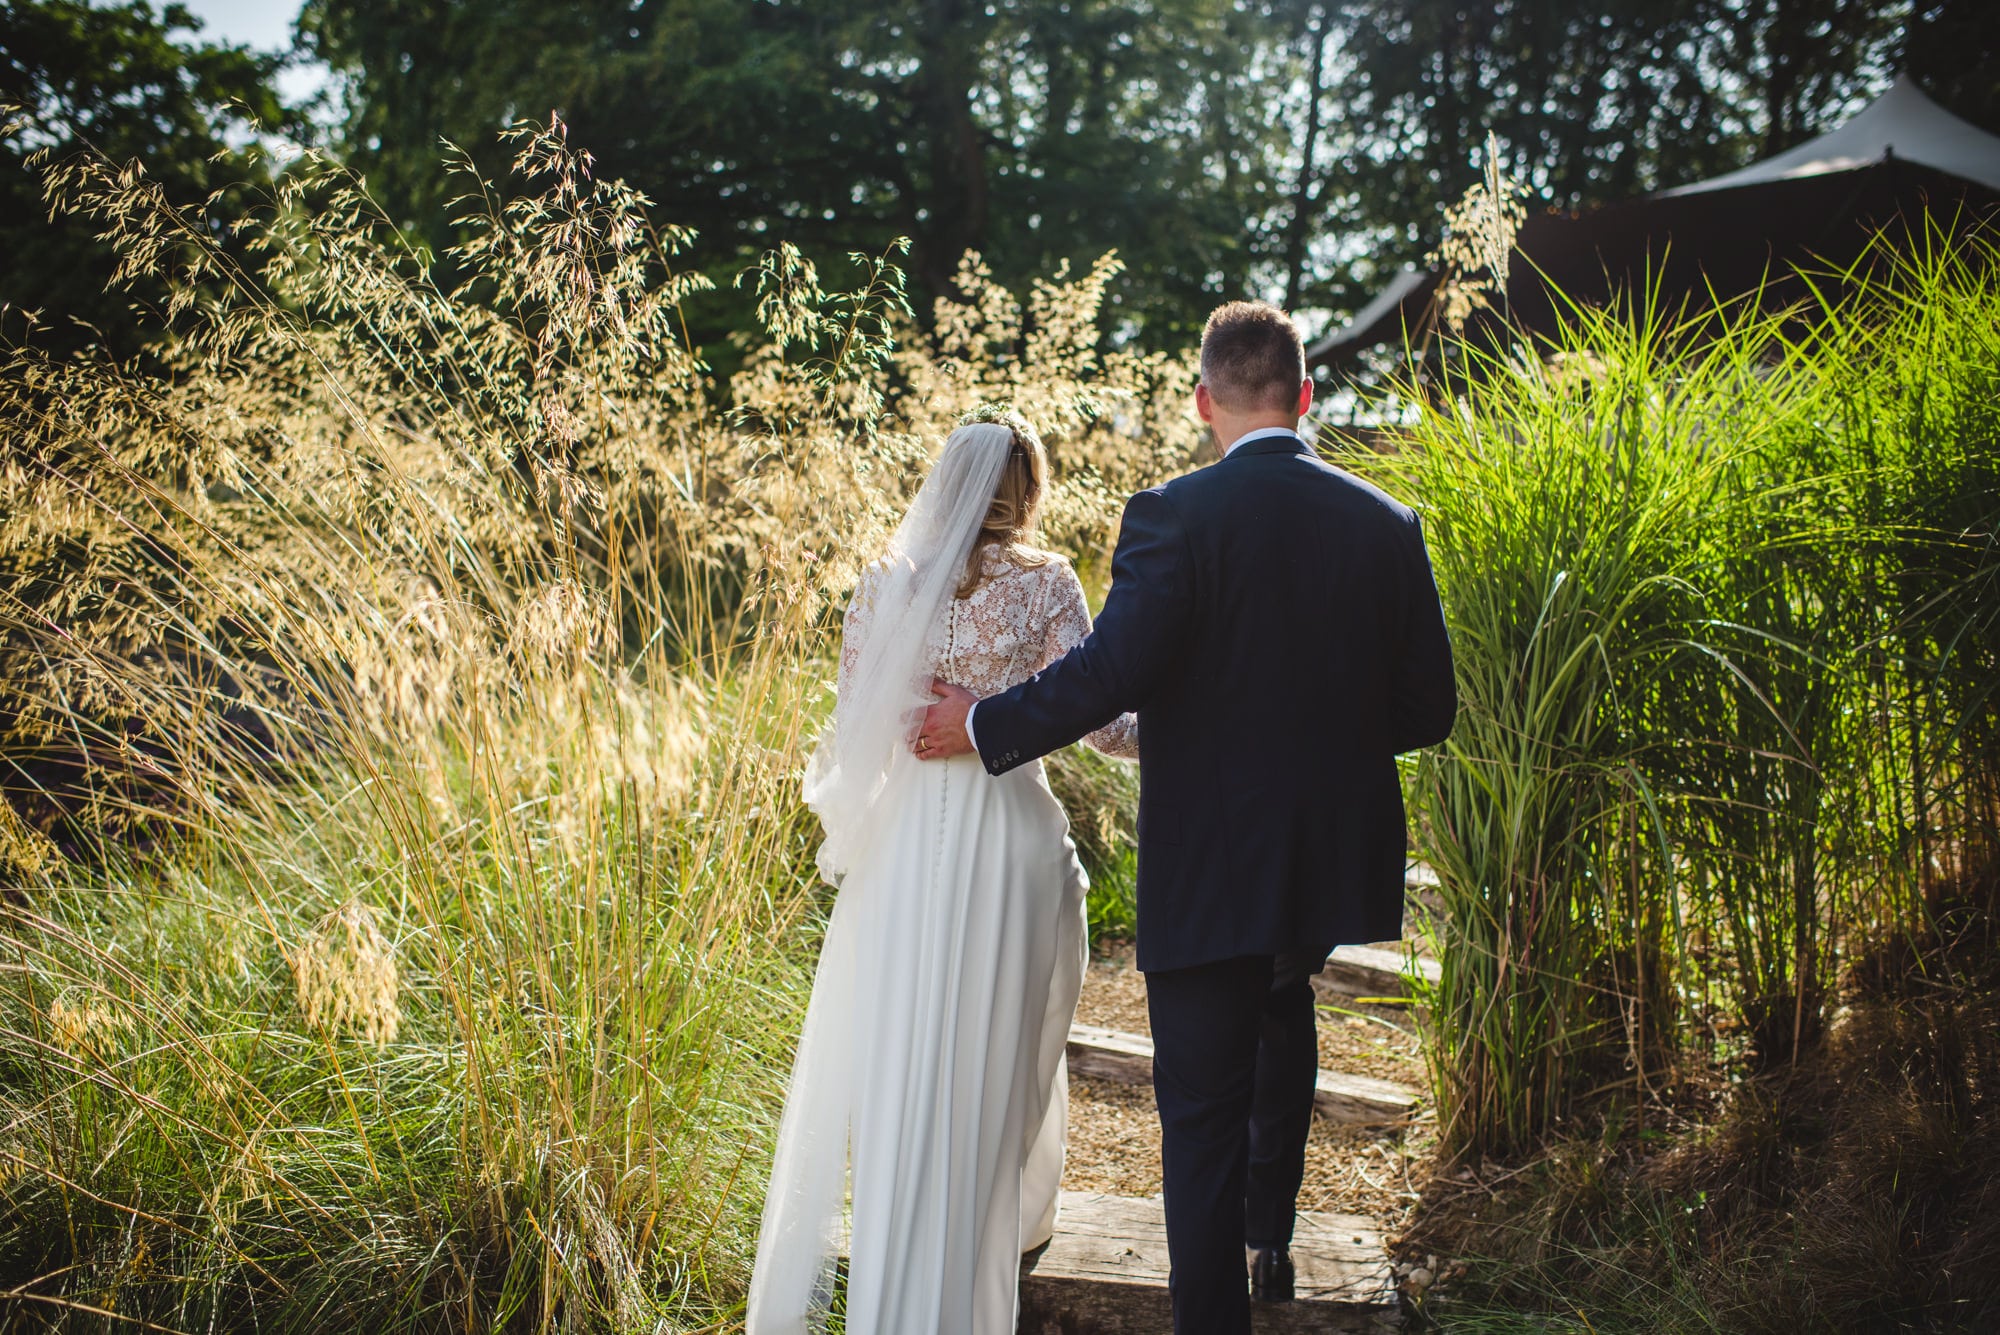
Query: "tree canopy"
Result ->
[[5, 0, 1995, 355], [1, 0, 296, 358], [299, 0, 1995, 343]]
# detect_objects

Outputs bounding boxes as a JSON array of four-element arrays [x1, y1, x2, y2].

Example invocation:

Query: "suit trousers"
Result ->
[[1144, 946, 1328, 1334]]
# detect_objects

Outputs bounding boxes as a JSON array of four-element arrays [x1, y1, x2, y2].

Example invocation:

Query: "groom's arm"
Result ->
[[971, 488, 1193, 776], [1386, 510, 1456, 755]]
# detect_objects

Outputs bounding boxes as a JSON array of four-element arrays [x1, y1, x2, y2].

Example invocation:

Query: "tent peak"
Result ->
[[1660, 75, 2000, 197]]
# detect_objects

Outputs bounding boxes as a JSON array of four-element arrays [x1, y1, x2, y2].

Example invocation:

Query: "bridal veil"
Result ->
[[748, 424, 1015, 1332]]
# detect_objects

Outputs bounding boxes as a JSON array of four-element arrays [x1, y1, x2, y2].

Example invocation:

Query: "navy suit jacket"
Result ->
[[972, 432, 1456, 972]]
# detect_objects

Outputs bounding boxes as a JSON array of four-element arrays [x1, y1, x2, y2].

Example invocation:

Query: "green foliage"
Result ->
[[1902, 0, 2000, 131], [4, 45, 1996, 1315], [10, 0, 1994, 357], [1372, 233, 2000, 1159], [0, 113, 1170, 1328], [1303, 0, 2000, 309], [292, 0, 1976, 341], [1379, 318, 1750, 1155], [0, 0, 297, 358], [1085, 849, 1141, 948], [0, 783, 815, 1330], [1320, 0, 1926, 294], [1047, 744, 1142, 947], [1408, 870, 2000, 1332], [0, 117, 842, 1331], [297, 0, 1291, 348]]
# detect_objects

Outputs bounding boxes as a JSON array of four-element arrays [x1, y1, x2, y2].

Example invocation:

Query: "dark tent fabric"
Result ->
[[1308, 78, 2000, 371]]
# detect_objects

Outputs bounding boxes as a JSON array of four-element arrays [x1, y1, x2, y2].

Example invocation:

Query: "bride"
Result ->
[[748, 413, 1138, 1333]]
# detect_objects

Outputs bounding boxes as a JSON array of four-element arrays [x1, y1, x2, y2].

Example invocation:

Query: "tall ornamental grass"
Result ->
[[0, 118, 1193, 1330], [1375, 234, 2000, 1159]]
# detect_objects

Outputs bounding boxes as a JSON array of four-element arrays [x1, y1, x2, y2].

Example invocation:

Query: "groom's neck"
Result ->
[[1211, 412, 1300, 456]]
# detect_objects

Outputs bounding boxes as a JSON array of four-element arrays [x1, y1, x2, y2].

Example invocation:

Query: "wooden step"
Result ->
[[1067, 1024, 1419, 1125], [1066, 1023, 1157, 1084], [1314, 943, 1443, 1002], [1297, 862, 1446, 1003], [1020, 1191, 1399, 1332]]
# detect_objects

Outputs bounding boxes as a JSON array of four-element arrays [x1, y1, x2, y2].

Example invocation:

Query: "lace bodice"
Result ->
[[841, 546, 1139, 759]]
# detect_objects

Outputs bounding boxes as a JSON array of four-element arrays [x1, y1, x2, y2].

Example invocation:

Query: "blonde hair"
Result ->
[[955, 408, 1051, 598]]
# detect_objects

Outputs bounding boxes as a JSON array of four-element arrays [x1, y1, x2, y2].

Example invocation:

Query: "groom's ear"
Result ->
[[1195, 382, 1215, 424], [1295, 378, 1313, 417]]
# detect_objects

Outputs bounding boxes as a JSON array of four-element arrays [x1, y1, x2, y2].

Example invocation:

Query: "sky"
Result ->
[[168, 0, 331, 107]]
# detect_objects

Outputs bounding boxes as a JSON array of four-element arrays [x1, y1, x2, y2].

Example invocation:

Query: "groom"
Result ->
[[915, 300, 1455, 1331]]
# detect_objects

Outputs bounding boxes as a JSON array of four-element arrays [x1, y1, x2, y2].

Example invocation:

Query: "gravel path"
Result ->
[[1060, 942, 1436, 1229]]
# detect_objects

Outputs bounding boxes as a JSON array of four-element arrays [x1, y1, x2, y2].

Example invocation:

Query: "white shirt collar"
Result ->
[[1221, 425, 1303, 457]]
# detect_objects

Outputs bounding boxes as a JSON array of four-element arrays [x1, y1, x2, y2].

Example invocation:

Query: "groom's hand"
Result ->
[[914, 678, 977, 760]]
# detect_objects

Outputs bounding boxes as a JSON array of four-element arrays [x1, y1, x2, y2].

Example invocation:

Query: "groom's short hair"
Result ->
[[1199, 302, 1305, 413]]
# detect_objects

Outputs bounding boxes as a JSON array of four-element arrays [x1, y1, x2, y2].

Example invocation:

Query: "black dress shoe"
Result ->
[[1250, 1246, 1295, 1303]]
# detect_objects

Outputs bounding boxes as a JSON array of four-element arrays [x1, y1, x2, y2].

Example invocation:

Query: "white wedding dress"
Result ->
[[750, 540, 1136, 1334]]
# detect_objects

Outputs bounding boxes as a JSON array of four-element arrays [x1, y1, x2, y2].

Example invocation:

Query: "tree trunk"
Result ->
[[1282, 4, 1330, 310], [913, 0, 989, 298]]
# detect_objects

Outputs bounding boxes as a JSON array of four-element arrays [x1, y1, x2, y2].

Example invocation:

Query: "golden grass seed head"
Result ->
[[47, 992, 135, 1060], [291, 898, 401, 1046], [509, 577, 608, 662], [0, 802, 56, 884]]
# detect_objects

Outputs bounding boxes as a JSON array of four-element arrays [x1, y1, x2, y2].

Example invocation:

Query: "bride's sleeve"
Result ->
[[1042, 562, 1139, 760], [837, 563, 882, 702]]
